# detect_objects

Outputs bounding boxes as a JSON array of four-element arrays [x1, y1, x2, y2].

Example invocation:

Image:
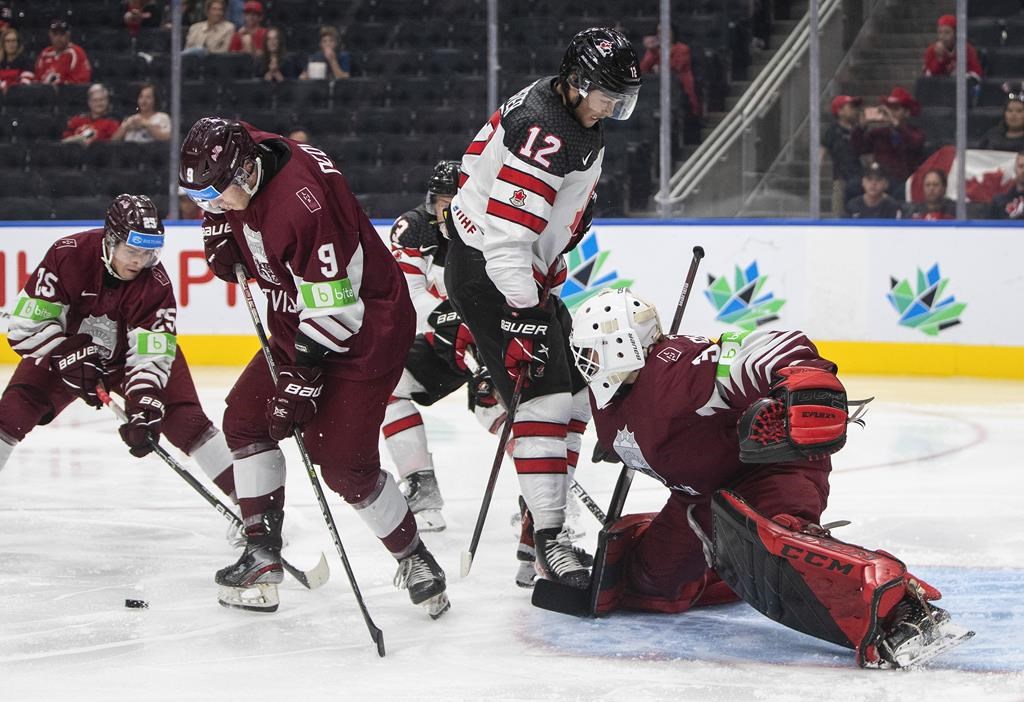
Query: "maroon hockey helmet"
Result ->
[[102, 193, 165, 279], [178, 117, 258, 213]]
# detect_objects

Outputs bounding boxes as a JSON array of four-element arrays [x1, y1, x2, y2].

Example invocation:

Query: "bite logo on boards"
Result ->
[[704, 260, 785, 330], [560, 230, 633, 310], [887, 263, 967, 336]]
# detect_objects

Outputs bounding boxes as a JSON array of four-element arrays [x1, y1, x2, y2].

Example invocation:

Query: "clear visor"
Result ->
[[181, 183, 227, 214], [117, 230, 164, 268], [577, 79, 639, 121]]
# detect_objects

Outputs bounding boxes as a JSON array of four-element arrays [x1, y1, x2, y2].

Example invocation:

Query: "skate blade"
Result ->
[[413, 509, 447, 533], [217, 583, 279, 613], [422, 591, 451, 620], [892, 622, 975, 669]]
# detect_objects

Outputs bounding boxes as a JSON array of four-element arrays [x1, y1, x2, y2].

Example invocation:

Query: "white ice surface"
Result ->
[[0, 369, 1021, 701]]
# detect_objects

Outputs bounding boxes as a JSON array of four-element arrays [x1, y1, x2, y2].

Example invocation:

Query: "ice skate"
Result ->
[[400, 469, 446, 533], [534, 527, 592, 590], [394, 541, 450, 619], [215, 510, 284, 613], [516, 496, 592, 588], [874, 592, 975, 669], [225, 518, 246, 549]]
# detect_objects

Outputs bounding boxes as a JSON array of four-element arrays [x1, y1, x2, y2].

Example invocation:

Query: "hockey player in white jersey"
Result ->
[[444, 27, 642, 589], [384, 160, 506, 532]]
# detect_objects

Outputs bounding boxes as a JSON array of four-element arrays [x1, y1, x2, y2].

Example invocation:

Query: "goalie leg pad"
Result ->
[[711, 490, 911, 664]]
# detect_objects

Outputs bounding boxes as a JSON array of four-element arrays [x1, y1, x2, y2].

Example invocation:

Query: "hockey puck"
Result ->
[[124, 599, 149, 609]]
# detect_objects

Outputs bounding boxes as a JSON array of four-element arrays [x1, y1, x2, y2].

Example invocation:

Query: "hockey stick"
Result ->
[[95, 385, 329, 590], [533, 245, 705, 617], [235, 266, 386, 658], [463, 346, 605, 526]]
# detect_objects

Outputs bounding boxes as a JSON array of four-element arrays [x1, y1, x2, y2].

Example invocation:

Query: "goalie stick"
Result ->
[[95, 385, 329, 590], [235, 266, 386, 658], [532, 246, 705, 617]]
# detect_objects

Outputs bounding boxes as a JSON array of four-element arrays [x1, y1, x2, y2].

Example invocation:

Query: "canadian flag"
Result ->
[[906, 146, 1017, 202]]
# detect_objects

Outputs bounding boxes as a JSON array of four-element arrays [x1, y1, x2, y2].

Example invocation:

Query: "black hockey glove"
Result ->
[[118, 391, 165, 458], [266, 366, 323, 442], [50, 333, 105, 408], [428, 301, 474, 373], [204, 231, 249, 284], [467, 368, 500, 411], [500, 304, 551, 385]]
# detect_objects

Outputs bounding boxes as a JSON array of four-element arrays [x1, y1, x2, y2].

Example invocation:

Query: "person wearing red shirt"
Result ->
[[62, 83, 120, 144], [34, 19, 92, 85], [852, 87, 926, 198], [228, 1, 266, 57], [923, 14, 983, 80], [639, 23, 702, 118]]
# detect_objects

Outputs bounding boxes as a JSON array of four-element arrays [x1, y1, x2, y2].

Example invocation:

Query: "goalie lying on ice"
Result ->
[[540, 287, 972, 669]]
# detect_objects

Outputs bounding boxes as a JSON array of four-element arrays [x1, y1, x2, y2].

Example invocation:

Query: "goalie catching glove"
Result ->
[[738, 366, 849, 463], [266, 366, 323, 441]]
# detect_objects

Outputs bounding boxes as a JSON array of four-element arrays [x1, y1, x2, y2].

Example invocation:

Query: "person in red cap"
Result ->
[[34, 19, 92, 84], [852, 87, 925, 198], [229, 1, 266, 57], [821, 95, 864, 215], [923, 14, 983, 79]]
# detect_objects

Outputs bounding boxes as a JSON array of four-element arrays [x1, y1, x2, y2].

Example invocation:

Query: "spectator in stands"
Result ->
[[229, 1, 266, 58], [640, 23, 702, 119], [822, 94, 864, 216], [183, 0, 234, 55], [845, 162, 904, 219], [0, 28, 33, 89], [287, 127, 310, 143], [909, 168, 955, 220], [300, 26, 350, 81], [256, 27, 302, 81], [923, 14, 983, 80], [123, 1, 161, 39], [62, 83, 120, 145], [0, 4, 13, 34], [111, 83, 170, 142], [853, 88, 925, 199], [988, 151, 1024, 220], [34, 20, 92, 85], [979, 89, 1024, 152]]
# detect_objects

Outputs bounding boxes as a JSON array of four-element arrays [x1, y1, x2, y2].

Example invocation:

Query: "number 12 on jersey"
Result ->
[[518, 127, 562, 168]]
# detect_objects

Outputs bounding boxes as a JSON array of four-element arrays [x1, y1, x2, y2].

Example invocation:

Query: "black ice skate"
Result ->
[[394, 541, 450, 619], [215, 510, 284, 613], [534, 527, 591, 590], [400, 469, 446, 533], [516, 497, 592, 588], [874, 590, 975, 669]]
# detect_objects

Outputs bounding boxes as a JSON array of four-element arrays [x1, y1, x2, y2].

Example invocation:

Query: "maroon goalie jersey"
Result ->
[[590, 330, 838, 500], [7, 230, 178, 396], [204, 126, 415, 379]]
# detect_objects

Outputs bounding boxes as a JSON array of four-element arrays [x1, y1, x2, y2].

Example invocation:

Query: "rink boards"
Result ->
[[0, 219, 1021, 377]]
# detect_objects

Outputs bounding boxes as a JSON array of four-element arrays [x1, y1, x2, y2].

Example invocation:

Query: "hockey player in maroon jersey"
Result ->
[[179, 117, 448, 617], [0, 194, 238, 509], [567, 287, 973, 669], [384, 160, 505, 532], [444, 27, 642, 589]]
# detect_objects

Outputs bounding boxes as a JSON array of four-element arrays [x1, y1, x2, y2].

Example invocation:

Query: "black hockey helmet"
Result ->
[[179, 117, 259, 213], [102, 194, 164, 279], [559, 27, 642, 120], [427, 159, 460, 198]]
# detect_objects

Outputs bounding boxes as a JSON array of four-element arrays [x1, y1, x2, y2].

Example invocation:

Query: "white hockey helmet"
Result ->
[[570, 287, 663, 409]]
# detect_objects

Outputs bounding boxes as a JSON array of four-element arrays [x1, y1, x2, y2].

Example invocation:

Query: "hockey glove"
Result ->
[[738, 366, 848, 464], [203, 230, 249, 284], [467, 369, 506, 434], [118, 391, 165, 458], [500, 304, 551, 385], [428, 301, 474, 373], [266, 366, 323, 442], [50, 333, 105, 408]]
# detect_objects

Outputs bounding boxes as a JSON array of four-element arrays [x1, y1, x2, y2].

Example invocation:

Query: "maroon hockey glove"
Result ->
[[49, 333, 105, 408], [118, 392, 165, 458], [266, 366, 323, 442], [428, 301, 474, 372], [500, 304, 551, 385], [204, 231, 249, 284], [738, 366, 849, 463]]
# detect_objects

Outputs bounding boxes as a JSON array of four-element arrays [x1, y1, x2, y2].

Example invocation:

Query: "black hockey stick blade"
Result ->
[[532, 577, 591, 616], [281, 552, 330, 590], [372, 626, 386, 658]]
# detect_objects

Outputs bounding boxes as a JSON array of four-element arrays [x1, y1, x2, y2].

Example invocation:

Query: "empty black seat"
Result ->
[[28, 142, 86, 171], [985, 48, 1024, 77], [52, 196, 105, 220], [228, 80, 275, 110], [41, 170, 102, 198], [915, 76, 958, 108], [380, 135, 439, 166], [275, 80, 330, 110], [321, 135, 380, 168], [0, 144, 29, 172], [205, 53, 257, 82], [4, 84, 58, 111], [0, 197, 53, 220]]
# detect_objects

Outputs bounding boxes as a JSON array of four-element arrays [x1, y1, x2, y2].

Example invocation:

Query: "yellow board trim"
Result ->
[[2, 335, 1023, 379]]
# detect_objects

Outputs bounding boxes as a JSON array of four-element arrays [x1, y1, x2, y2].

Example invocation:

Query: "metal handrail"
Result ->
[[656, 0, 842, 206]]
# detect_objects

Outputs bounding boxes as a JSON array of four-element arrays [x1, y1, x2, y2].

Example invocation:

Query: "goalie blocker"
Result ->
[[711, 490, 974, 669]]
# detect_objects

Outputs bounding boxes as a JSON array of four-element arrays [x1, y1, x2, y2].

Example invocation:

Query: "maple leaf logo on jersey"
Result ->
[[510, 189, 527, 208]]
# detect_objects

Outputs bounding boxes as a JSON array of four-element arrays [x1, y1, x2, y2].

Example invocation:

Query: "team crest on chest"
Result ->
[[242, 223, 281, 285], [510, 189, 527, 207], [613, 425, 700, 496], [77, 314, 117, 360]]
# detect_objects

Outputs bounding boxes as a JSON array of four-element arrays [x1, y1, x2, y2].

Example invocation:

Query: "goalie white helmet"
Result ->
[[570, 288, 662, 409]]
